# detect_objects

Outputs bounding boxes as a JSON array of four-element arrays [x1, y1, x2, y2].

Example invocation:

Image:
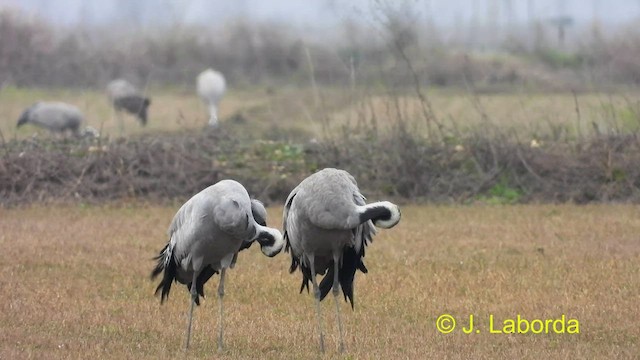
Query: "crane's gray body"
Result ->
[[170, 181, 256, 280], [106, 79, 150, 125], [152, 179, 283, 350], [284, 168, 375, 275], [160, 180, 274, 287], [106, 79, 138, 100], [17, 102, 83, 134], [283, 167, 401, 353]]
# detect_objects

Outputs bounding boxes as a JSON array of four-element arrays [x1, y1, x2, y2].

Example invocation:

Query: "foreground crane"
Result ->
[[283, 168, 401, 353], [151, 180, 284, 351]]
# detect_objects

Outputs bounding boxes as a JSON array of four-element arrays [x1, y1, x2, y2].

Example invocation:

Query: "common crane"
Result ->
[[106, 79, 151, 130], [151, 180, 284, 351], [196, 69, 226, 127], [17, 102, 84, 136], [283, 168, 401, 353]]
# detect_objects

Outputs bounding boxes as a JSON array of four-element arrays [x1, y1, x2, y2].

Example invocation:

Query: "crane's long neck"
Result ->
[[356, 201, 401, 229]]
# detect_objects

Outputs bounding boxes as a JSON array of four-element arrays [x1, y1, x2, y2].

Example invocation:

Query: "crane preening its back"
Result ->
[[106, 79, 151, 131], [197, 69, 226, 128], [150, 180, 284, 351], [283, 168, 401, 353]]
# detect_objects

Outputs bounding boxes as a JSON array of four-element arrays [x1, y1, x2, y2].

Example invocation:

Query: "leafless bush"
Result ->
[[0, 130, 309, 206], [312, 126, 640, 204], [3, 122, 640, 207]]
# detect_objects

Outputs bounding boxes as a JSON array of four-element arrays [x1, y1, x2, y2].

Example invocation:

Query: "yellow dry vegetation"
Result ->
[[0, 204, 638, 359], [1, 86, 322, 140], [328, 91, 640, 137], [3, 87, 639, 141]]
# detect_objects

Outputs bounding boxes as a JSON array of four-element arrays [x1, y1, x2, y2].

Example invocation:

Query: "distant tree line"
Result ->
[[2, 7, 640, 90]]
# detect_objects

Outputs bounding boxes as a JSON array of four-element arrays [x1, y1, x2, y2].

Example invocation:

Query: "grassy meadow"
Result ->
[[2, 86, 640, 358], [0, 204, 638, 359], [2, 86, 640, 142]]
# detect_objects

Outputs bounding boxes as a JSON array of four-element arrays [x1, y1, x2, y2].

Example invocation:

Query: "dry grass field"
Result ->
[[330, 91, 640, 136], [0, 85, 337, 141], [2, 87, 640, 141], [1, 203, 638, 359]]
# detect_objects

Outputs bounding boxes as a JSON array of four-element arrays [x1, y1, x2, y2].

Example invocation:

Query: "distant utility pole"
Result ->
[[527, 0, 535, 23], [549, 17, 573, 48], [487, 0, 500, 45], [503, 0, 515, 28], [468, 0, 480, 49], [591, 0, 601, 39], [545, 0, 573, 48], [558, 0, 566, 16], [526, 0, 536, 51]]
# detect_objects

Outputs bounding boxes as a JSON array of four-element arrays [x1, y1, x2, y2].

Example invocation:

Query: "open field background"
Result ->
[[3, 87, 640, 142], [7, 87, 640, 207], [0, 204, 638, 359]]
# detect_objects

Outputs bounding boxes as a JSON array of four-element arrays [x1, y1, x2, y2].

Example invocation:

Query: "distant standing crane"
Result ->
[[197, 69, 226, 128], [106, 79, 151, 133], [283, 168, 401, 353], [151, 180, 284, 351]]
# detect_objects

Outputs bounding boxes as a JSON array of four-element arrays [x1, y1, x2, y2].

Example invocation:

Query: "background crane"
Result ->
[[196, 69, 226, 128], [106, 79, 151, 134], [17, 101, 84, 136]]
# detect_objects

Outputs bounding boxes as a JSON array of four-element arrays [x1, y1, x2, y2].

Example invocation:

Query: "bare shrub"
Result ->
[[4, 123, 640, 207], [0, 129, 311, 206], [311, 120, 640, 204]]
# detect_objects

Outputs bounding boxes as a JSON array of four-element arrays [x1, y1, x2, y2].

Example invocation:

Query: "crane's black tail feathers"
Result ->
[[288, 225, 371, 309], [151, 243, 220, 306], [150, 243, 176, 304], [318, 247, 368, 309], [289, 246, 368, 309], [187, 266, 219, 306]]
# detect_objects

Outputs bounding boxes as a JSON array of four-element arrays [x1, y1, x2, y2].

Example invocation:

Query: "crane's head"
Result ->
[[370, 201, 402, 229], [256, 227, 284, 257], [16, 107, 33, 128]]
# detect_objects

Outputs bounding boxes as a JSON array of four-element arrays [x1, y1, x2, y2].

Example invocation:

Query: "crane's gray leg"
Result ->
[[185, 271, 199, 350], [217, 268, 226, 352], [307, 255, 325, 353], [116, 110, 125, 137], [332, 254, 345, 353]]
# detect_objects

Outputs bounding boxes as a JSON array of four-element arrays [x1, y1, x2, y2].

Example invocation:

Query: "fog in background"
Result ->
[[2, 0, 639, 25], [3, 0, 640, 88], [3, 0, 640, 38]]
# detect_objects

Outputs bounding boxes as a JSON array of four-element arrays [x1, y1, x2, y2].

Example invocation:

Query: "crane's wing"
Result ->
[[283, 184, 300, 253], [301, 169, 366, 230], [283, 183, 303, 277]]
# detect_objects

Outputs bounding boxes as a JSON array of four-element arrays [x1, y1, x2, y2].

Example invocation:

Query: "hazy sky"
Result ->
[[1, 0, 639, 29]]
